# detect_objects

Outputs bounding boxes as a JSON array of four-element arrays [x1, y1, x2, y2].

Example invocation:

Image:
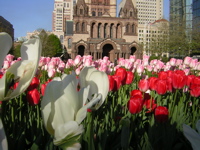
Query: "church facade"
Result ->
[[63, 0, 142, 62]]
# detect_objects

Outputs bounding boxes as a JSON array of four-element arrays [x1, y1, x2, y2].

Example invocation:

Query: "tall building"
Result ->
[[52, 0, 74, 43], [0, 16, 14, 40], [136, 0, 163, 25], [193, 0, 200, 31], [169, 0, 193, 35], [134, 0, 164, 55]]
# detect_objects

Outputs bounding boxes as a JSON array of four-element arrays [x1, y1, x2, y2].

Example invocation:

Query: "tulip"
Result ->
[[183, 120, 200, 150], [138, 79, 149, 92], [0, 118, 7, 150], [172, 71, 187, 89], [143, 98, 157, 113], [128, 95, 144, 114], [130, 89, 143, 98], [190, 86, 200, 97], [154, 106, 169, 123], [41, 72, 106, 149], [148, 77, 158, 91], [169, 58, 176, 66], [125, 71, 134, 85], [112, 75, 122, 92], [0, 32, 42, 101], [155, 79, 167, 95], [79, 66, 109, 110], [27, 77, 40, 91], [115, 67, 127, 85], [26, 88, 40, 106], [108, 75, 114, 91]]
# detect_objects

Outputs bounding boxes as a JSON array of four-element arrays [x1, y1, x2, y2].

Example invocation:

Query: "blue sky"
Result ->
[[0, 0, 169, 38]]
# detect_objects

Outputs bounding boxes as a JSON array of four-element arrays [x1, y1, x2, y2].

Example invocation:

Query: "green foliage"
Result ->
[[13, 43, 22, 58], [38, 30, 63, 57]]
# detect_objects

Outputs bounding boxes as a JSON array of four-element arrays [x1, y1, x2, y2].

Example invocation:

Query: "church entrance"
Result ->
[[78, 45, 85, 56], [102, 44, 115, 62], [130, 47, 137, 55]]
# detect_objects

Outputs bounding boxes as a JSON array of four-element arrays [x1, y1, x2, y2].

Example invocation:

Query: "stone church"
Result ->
[[64, 0, 141, 62]]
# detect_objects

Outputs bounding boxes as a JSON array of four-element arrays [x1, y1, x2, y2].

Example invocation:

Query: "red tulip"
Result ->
[[128, 95, 144, 114], [112, 75, 122, 91], [40, 79, 52, 96], [125, 71, 134, 85], [166, 77, 173, 92], [148, 77, 158, 91], [186, 75, 196, 87], [26, 89, 40, 106], [115, 68, 127, 85], [144, 98, 157, 113], [130, 89, 143, 98], [27, 77, 40, 91], [155, 79, 167, 95], [172, 71, 186, 89], [108, 75, 115, 91], [190, 85, 200, 97], [138, 79, 149, 92], [158, 71, 168, 80], [154, 106, 169, 123]]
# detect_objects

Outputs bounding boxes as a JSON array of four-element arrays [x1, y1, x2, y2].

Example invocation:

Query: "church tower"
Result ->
[[68, 0, 141, 61]]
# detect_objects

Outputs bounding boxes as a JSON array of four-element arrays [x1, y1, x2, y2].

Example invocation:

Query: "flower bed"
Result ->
[[1, 33, 200, 150]]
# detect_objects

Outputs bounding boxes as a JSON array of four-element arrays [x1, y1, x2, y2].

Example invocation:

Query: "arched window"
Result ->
[[76, 22, 80, 32], [132, 24, 135, 33], [82, 22, 85, 32], [68, 38, 72, 48], [92, 11, 96, 16], [80, 8, 83, 15], [98, 23, 102, 38], [130, 11, 133, 17], [104, 23, 107, 38], [126, 24, 129, 33]]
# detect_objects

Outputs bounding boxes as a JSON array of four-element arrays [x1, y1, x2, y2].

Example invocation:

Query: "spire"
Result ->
[[74, 0, 89, 16], [118, 0, 137, 18]]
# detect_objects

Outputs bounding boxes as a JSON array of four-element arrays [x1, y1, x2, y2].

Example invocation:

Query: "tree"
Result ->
[[38, 30, 63, 57], [45, 34, 63, 57]]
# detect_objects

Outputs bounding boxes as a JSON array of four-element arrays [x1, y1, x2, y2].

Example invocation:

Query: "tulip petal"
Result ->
[[53, 121, 83, 145], [79, 66, 96, 87], [79, 66, 109, 110], [0, 118, 8, 150], [0, 32, 12, 68], [183, 124, 200, 150], [76, 94, 102, 124], [196, 120, 200, 134]]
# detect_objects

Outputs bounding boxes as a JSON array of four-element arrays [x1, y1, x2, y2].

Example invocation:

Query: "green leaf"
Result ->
[[4, 71, 15, 97]]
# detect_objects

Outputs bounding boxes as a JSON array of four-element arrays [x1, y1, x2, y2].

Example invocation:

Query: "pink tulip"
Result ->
[[5, 54, 14, 62], [58, 62, 66, 72], [129, 55, 136, 62], [74, 55, 82, 65], [136, 64, 144, 74], [169, 58, 176, 66], [48, 68, 56, 78], [189, 58, 198, 68], [3, 60, 10, 69], [183, 56, 192, 65]]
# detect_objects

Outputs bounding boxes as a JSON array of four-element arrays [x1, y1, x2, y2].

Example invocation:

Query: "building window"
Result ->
[[98, 12, 102, 16], [132, 24, 135, 33], [76, 22, 80, 32], [82, 22, 85, 32], [92, 11, 96, 16], [80, 9, 83, 15], [68, 38, 72, 48]]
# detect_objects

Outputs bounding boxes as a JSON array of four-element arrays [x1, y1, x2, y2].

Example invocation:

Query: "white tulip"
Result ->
[[79, 66, 109, 110], [41, 72, 104, 150], [0, 32, 42, 101], [183, 120, 200, 150]]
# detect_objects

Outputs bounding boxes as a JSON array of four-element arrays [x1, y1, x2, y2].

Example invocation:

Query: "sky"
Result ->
[[0, 0, 169, 38]]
